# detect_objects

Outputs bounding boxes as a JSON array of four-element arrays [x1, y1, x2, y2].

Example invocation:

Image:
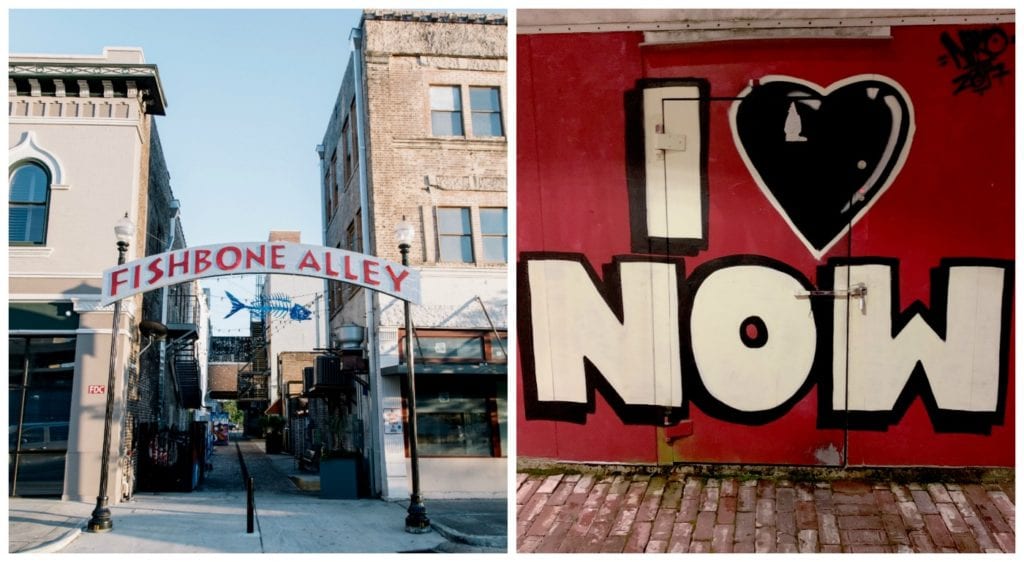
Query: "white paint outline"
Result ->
[[728, 74, 916, 260]]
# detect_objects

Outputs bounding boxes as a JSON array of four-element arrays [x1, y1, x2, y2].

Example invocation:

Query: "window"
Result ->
[[9, 162, 51, 245], [400, 329, 507, 365], [479, 208, 507, 263], [414, 377, 506, 457], [9, 336, 77, 496], [328, 150, 338, 216], [436, 207, 473, 263], [346, 100, 358, 184], [340, 118, 350, 182], [348, 211, 363, 254], [430, 86, 464, 136], [343, 212, 363, 302], [329, 240, 345, 319], [469, 87, 503, 137]]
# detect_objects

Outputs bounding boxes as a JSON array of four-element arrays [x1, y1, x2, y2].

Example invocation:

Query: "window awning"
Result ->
[[380, 363, 506, 377]]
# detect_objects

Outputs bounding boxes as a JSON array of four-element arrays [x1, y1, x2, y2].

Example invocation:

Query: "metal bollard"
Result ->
[[246, 476, 255, 534]]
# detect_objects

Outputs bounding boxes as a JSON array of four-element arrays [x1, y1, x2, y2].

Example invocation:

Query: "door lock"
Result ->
[[796, 283, 867, 312]]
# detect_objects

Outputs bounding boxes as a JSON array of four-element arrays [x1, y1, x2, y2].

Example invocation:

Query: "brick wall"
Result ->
[[362, 15, 507, 266], [208, 362, 243, 394], [321, 13, 509, 343]]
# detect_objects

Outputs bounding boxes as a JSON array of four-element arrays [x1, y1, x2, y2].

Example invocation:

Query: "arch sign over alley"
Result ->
[[100, 241, 420, 305]]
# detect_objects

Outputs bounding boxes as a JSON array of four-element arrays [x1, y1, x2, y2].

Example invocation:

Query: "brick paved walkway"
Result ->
[[517, 472, 1015, 553]]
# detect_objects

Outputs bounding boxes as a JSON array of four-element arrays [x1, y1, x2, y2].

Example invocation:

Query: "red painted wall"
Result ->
[[517, 24, 1014, 466]]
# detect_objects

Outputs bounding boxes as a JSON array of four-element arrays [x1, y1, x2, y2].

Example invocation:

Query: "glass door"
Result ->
[[9, 336, 76, 497]]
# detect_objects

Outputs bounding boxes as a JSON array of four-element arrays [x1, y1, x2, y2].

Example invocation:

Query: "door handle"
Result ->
[[796, 283, 867, 313]]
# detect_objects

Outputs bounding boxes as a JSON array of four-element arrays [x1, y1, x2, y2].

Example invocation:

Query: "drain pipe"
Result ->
[[157, 199, 181, 426], [350, 24, 386, 499], [315, 143, 330, 351]]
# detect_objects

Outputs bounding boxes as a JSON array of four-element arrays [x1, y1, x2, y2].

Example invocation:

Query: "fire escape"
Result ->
[[165, 290, 203, 409], [237, 318, 270, 402], [237, 278, 270, 404]]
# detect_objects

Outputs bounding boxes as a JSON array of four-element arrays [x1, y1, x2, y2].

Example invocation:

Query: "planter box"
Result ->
[[319, 457, 358, 499]]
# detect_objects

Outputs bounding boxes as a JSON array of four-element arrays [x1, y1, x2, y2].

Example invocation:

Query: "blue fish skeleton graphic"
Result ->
[[224, 292, 312, 321]]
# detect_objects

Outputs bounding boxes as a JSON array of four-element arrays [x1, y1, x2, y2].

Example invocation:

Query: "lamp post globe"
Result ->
[[114, 213, 134, 245], [395, 218, 430, 533], [87, 213, 135, 533], [395, 219, 415, 250]]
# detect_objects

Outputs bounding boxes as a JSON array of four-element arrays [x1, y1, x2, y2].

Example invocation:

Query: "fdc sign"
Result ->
[[100, 241, 420, 305]]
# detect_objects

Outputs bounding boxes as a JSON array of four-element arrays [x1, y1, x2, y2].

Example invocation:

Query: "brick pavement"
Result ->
[[517, 472, 1015, 553]]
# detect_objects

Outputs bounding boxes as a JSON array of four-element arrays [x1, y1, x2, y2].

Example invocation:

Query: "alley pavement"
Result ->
[[517, 470, 1015, 553], [8, 439, 506, 553]]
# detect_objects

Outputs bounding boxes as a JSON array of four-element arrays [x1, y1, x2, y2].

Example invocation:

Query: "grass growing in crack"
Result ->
[[517, 460, 1015, 487]]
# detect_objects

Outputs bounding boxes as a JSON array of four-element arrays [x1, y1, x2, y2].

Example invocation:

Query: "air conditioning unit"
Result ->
[[315, 355, 344, 386], [302, 366, 314, 395], [304, 355, 357, 396]]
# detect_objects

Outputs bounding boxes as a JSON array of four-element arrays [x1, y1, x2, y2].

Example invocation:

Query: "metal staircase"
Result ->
[[237, 319, 269, 402], [169, 334, 202, 409]]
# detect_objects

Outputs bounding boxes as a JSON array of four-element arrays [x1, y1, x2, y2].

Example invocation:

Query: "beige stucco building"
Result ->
[[9, 47, 208, 502], [318, 11, 508, 499]]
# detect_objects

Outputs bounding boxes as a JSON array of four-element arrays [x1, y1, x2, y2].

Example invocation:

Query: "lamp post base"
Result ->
[[86, 498, 113, 533], [405, 494, 431, 534]]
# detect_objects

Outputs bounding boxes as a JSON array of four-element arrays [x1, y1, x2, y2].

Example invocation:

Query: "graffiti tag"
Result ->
[[938, 28, 1013, 95]]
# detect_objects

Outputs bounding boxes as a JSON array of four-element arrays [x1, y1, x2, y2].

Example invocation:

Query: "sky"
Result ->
[[9, 9, 366, 335]]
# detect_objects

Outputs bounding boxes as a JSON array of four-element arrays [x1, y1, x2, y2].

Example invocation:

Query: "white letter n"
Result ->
[[527, 258, 682, 408]]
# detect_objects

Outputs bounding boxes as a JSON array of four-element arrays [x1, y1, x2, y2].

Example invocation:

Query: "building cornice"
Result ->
[[363, 10, 506, 26], [8, 62, 167, 115]]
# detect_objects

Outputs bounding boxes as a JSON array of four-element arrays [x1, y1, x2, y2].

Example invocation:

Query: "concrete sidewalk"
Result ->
[[9, 440, 507, 553], [517, 470, 1015, 553], [8, 497, 96, 553]]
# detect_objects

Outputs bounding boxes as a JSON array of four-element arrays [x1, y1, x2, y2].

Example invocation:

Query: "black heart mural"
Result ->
[[730, 75, 915, 259]]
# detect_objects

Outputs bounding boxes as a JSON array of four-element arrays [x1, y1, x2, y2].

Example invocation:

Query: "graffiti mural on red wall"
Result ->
[[518, 22, 1014, 467]]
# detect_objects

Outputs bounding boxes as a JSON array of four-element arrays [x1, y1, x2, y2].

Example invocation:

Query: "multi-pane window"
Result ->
[[346, 100, 358, 183], [342, 110, 357, 185], [348, 211, 363, 254], [9, 336, 77, 496], [9, 162, 51, 245], [469, 87, 503, 137], [430, 86, 464, 137], [329, 150, 338, 216], [329, 242, 345, 318], [429, 85, 503, 138], [479, 207, 508, 263], [343, 212, 363, 302], [436, 207, 473, 263]]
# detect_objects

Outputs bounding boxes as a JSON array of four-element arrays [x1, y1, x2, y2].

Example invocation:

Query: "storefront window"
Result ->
[[413, 377, 505, 458], [8, 336, 76, 497]]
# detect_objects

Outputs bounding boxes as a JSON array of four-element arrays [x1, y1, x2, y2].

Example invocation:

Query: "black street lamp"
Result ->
[[87, 213, 134, 533], [395, 218, 430, 534]]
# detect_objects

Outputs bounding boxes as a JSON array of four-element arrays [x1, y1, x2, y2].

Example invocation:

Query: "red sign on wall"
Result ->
[[88, 385, 106, 395], [517, 22, 1015, 468]]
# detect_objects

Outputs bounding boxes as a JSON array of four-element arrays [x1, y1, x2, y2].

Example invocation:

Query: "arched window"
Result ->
[[9, 161, 51, 245]]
